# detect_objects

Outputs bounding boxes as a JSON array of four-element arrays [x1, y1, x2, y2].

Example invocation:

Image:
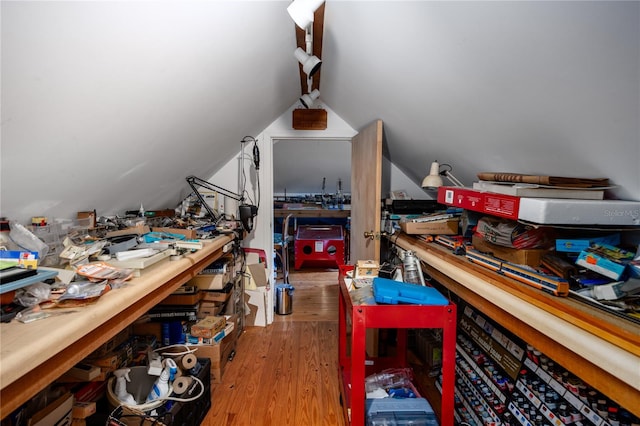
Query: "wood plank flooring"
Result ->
[[202, 269, 347, 426]]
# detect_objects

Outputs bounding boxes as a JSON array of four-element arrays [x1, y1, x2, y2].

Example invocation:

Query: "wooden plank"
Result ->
[[0, 236, 232, 417], [350, 119, 383, 264], [394, 234, 640, 417], [274, 208, 350, 219], [292, 109, 327, 130]]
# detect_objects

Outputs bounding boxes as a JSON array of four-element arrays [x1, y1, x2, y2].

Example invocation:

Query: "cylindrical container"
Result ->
[[275, 284, 294, 315], [403, 250, 424, 285]]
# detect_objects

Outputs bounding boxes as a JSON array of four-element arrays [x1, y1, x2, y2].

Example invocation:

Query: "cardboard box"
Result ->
[[575, 244, 633, 280], [555, 233, 621, 253], [200, 288, 232, 303], [245, 287, 268, 327], [438, 186, 519, 220], [159, 292, 202, 305], [198, 301, 225, 318], [400, 219, 459, 235], [471, 235, 548, 267], [105, 225, 151, 238], [188, 314, 239, 383], [355, 260, 379, 278], [151, 227, 197, 240], [439, 186, 640, 226], [29, 392, 74, 426], [190, 269, 233, 290], [244, 262, 268, 290], [191, 316, 226, 339]]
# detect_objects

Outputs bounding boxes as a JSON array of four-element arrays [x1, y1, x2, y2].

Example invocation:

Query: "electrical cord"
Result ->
[[239, 136, 261, 212]]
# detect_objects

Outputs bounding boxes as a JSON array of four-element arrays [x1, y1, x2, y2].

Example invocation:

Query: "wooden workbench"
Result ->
[[274, 208, 350, 219], [0, 234, 233, 418], [393, 233, 640, 417]]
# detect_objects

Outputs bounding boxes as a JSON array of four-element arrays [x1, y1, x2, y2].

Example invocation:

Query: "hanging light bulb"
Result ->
[[294, 47, 322, 76], [300, 89, 320, 108], [287, 0, 325, 30]]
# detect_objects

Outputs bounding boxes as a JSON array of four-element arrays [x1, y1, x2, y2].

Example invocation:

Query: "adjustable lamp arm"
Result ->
[[186, 175, 244, 222], [185, 175, 258, 232]]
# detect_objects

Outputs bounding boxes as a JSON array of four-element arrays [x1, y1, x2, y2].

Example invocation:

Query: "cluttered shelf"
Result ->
[[392, 233, 640, 416], [0, 234, 233, 418]]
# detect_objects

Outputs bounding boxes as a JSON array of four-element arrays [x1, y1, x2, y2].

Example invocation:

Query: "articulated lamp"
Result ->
[[185, 175, 258, 232], [300, 89, 320, 108], [421, 161, 464, 189], [287, 0, 325, 30], [294, 47, 322, 77]]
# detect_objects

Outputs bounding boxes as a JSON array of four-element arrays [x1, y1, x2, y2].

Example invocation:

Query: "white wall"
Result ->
[[210, 102, 357, 324], [1, 1, 298, 225]]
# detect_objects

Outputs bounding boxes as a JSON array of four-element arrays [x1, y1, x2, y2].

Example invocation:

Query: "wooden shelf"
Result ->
[[0, 234, 233, 418], [274, 208, 350, 219], [393, 233, 640, 417]]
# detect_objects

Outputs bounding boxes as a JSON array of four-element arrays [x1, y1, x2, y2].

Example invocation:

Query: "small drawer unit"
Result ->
[[294, 225, 344, 269]]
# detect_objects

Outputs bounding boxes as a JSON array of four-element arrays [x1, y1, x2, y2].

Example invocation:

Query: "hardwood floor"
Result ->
[[203, 268, 347, 426]]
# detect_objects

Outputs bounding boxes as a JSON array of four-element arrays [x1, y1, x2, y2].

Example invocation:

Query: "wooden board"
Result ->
[[292, 109, 327, 130], [350, 120, 383, 265]]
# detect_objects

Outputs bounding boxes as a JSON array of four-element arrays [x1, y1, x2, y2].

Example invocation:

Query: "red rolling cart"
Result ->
[[337, 266, 456, 426]]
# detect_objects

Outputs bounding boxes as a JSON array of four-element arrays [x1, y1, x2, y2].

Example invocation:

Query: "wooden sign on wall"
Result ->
[[292, 109, 327, 130]]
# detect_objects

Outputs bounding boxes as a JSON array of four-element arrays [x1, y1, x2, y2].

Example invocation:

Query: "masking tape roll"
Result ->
[[172, 376, 193, 395], [180, 353, 198, 370]]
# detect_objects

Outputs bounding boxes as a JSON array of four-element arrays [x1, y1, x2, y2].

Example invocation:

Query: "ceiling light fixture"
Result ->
[[300, 89, 320, 108], [287, 0, 325, 30], [294, 47, 322, 77], [421, 161, 464, 189]]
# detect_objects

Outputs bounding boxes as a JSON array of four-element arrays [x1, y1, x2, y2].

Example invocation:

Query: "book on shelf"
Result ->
[[472, 181, 606, 200]]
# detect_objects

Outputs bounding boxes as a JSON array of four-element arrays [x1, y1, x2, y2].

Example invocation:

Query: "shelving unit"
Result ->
[[0, 234, 234, 419], [393, 233, 640, 418], [337, 268, 457, 426]]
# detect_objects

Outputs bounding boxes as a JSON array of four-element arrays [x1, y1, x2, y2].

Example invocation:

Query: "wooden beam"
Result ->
[[296, 3, 324, 95]]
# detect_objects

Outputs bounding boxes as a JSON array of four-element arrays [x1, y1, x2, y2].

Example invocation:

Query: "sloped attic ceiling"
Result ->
[[320, 1, 639, 200], [1, 1, 300, 222], [2, 1, 639, 226]]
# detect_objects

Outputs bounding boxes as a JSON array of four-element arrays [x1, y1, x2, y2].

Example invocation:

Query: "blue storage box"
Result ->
[[366, 397, 438, 426], [555, 233, 621, 253], [372, 278, 449, 306]]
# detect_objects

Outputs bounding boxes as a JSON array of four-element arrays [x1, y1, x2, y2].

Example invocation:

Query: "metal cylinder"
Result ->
[[275, 284, 295, 315], [403, 250, 424, 285]]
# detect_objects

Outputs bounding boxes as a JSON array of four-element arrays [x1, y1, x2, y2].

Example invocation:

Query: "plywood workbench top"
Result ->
[[0, 234, 233, 418]]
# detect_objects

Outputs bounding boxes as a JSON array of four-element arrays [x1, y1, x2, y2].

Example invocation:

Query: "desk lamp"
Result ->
[[421, 161, 464, 189], [186, 176, 258, 232]]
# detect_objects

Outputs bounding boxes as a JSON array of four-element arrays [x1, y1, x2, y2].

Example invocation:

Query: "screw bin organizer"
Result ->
[[337, 265, 456, 426]]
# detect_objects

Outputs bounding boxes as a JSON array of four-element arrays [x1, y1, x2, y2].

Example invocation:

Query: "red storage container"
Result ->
[[294, 225, 345, 269]]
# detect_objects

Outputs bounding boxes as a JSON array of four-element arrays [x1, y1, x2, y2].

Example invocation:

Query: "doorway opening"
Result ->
[[272, 138, 352, 281]]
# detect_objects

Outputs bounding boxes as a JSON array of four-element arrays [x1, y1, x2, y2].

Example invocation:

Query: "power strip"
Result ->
[[223, 241, 234, 253]]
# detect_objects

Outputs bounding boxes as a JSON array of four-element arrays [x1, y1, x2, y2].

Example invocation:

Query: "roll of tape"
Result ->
[[180, 353, 198, 370], [172, 376, 193, 395]]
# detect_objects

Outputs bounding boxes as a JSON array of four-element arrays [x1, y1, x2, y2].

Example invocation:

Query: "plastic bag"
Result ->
[[15, 282, 51, 307], [9, 222, 49, 260]]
